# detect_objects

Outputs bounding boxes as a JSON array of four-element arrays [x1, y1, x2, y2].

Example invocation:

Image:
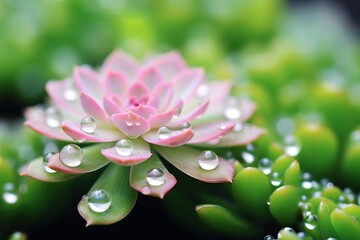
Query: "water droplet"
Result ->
[[115, 139, 134, 156], [157, 126, 172, 140], [87, 189, 111, 213], [297, 232, 306, 239], [182, 122, 191, 130], [134, 118, 141, 126], [198, 150, 218, 170], [258, 158, 272, 175], [63, 79, 77, 101], [304, 214, 318, 230], [146, 168, 165, 186], [223, 97, 242, 120], [219, 122, 228, 130], [301, 172, 313, 189], [45, 106, 61, 128], [59, 144, 83, 167], [278, 227, 295, 238], [8, 231, 27, 240], [125, 112, 134, 126], [283, 135, 301, 157], [233, 121, 243, 132], [337, 194, 349, 208], [141, 186, 151, 195], [343, 187, 355, 202], [172, 107, 182, 119], [270, 172, 282, 186], [326, 238, 338, 240], [43, 152, 57, 173], [80, 116, 96, 134], [196, 84, 210, 98], [320, 178, 334, 189], [264, 235, 275, 240], [2, 183, 18, 204]]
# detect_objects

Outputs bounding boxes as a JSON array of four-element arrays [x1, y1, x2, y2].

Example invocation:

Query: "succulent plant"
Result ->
[[20, 49, 264, 226]]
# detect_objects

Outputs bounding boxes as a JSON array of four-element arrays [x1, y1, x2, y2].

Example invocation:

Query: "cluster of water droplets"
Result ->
[[83, 189, 112, 213]]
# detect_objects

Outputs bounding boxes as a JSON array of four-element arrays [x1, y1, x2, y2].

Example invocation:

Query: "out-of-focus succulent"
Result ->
[[20, 49, 264, 225]]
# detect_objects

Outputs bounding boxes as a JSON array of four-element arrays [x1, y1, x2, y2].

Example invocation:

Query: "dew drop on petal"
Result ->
[[80, 116, 96, 134], [115, 139, 134, 156], [198, 150, 218, 170], [258, 158, 272, 175], [146, 168, 165, 186], [304, 214, 318, 230], [270, 172, 282, 186], [196, 84, 210, 98], [219, 122, 228, 130], [2, 183, 18, 204], [182, 122, 191, 130], [87, 189, 111, 213], [158, 126, 172, 140], [172, 107, 182, 119], [59, 144, 83, 167], [43, 152, 57, 173], [125, 112, 134, 126], [45, 106, 62, 128], [223, 97, 242, 120], [233, 121, 243, 132]]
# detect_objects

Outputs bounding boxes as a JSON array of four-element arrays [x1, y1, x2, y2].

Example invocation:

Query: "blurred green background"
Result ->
[[1, 0, 360, 239]]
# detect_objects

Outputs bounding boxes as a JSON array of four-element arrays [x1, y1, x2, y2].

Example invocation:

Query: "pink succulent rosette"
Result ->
[[21, 50, 264, 225]]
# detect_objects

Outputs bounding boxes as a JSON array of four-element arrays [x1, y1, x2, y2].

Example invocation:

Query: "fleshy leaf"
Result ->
[[196, 204, 259, 238], [111, 111, 151, 138], [129, 152, 176, 199], [20, 157, 77, 182], [101, 138, 152, 166], [24, 118, 72, 142], [102, 49, 139, 79], [78, 163, 138, 226], [154, 145, 234, 183], [142, 127, 194, 147], [330, 208, 360, 239], [188, 120, 235, 144], [48, 143, 111, 174]]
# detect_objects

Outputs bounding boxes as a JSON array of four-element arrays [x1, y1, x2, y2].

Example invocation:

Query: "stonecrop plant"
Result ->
[[20, 50, 264, 225]]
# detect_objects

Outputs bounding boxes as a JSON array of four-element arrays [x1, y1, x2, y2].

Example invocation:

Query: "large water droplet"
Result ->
[[45, 106, 61, 128], [43, 152, 57, 173], [304, 214, 318, 230], [115, 139, 133, 156], [59, 144, 83, 167], [196, 84, 210, 98], [198, 150, 218, 170], [264, 235, 275, 240], [80, 116, 96, 134], [2, 183, 18, 204], [87, 189, 111, 213], [172, 107, 182, 119], [146, 168, 165, 186], [63, 79, 77, 101], [223, 97, 242, 120], [182, 122, 191, 130], [258, 158, 272, 175], [283, 135, 301, 157], [158, 126, 172, 139], [270, 172, 282, 186]]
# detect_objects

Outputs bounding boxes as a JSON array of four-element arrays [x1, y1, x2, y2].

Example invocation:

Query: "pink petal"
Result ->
[[80, 92, 110, 123], [148, 100, 183, 128], [142, 127, 194, 147], [172, 68, 204, 104], [126, 105, 157, 119], [103, 95, 122, 116], [135, 66, 164, 91], [188, 121, 236, 144], [203, 81, 232, 116], [150, 51, 187, 79], [112, 111, 151, 138], [126, 82, 149, 101], [153, 82, 173, 111], [154, 145, 234, 183], [168, 100, 209, 128], [193, 124, 266, 147], [102, 49, 139, 79], [25, 119, 72, 141], [239, 98, 257, 122], [46, 80, 83, 118], [129, 153, 176, 199], [147, 95, 160, 108], [101, 138, 152, 166], [74, 66, 102, 101], [62, 120, 125, 142], [104, 71, 129, 96]]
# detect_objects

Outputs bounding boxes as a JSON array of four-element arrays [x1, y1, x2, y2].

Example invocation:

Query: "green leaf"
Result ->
[[317, 200, 338, 239], [269, 185, 300, 225], [283, 160, 300, 186], [48, 143, 111, 174], [331, 208, 360, 240], [196, 204, 260, 238], [231, 167, 272, 219], [20, 157, 77, 182], [271, 154, 295, 179], [343, 204, 360, 223], [78, 163, 138, 226]]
